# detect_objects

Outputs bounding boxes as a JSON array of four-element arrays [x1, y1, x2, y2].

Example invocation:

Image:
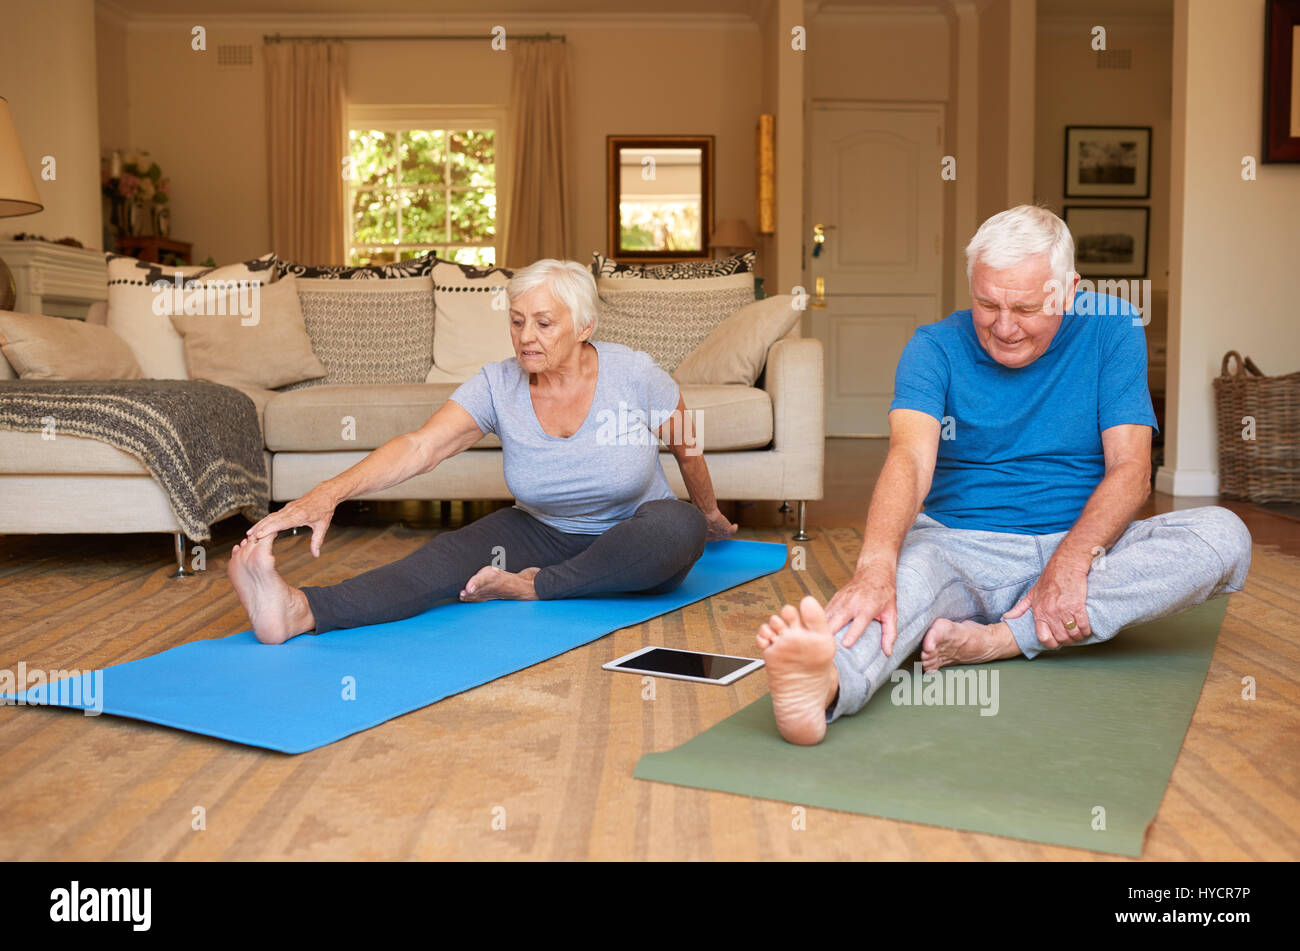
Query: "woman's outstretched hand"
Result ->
[[704, 507, 738, 542], [245, 485, 340, 557]]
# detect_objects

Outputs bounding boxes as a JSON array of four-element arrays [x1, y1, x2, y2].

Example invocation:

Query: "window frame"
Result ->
[[344, 104, 506, 267]]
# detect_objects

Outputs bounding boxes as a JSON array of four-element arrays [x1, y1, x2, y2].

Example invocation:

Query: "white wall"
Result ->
[[1035, 14, 1173, 292], [0, 0, 103, 249], [1161, 0, 1300, 496]]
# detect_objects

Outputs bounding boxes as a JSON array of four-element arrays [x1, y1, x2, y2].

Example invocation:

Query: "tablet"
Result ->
[[602, 646, 764, 685]]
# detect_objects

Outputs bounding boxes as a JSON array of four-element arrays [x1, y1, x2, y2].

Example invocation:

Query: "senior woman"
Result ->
[[226, 258, 737, 645]]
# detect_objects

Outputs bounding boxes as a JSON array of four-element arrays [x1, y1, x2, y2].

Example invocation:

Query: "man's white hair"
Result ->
[[965, 204, 1075, 291], [507, 259, 599, 338]]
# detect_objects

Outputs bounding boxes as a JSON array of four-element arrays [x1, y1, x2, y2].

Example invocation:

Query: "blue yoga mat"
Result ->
[[1, 539, 786, 754]]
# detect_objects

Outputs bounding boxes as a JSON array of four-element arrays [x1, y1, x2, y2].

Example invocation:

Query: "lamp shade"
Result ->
[[0, 97, 43, 218], [710, 217, 756, 248]]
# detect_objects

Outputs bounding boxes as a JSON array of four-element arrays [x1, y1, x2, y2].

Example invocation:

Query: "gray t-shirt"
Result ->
[[448, 340, 681, 534]]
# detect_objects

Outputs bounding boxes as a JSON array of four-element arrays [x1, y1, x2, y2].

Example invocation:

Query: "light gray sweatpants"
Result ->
[[828, 505, 1253, 722]]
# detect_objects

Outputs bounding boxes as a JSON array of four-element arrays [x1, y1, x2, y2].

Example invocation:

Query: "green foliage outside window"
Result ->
[[349, 128, 496, 266]]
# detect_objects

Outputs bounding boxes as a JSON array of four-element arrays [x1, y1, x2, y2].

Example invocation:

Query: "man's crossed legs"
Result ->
[[757, 506, 1252, 745]]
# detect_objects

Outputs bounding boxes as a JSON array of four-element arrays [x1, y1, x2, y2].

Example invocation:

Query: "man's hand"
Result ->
[[824, 561, 899, 653], [245, 485, 340, 557], [703, 507, 738, 541], [1002, 558, 1092, 649]]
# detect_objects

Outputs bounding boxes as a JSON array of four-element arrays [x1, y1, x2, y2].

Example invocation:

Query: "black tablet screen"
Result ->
[[614, 648, 753, 680]]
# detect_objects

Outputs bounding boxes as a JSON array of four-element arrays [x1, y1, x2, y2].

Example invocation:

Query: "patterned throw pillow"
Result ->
[[273, 251, 438, 281], [595, 272, 755, 373], [591, 250, 756, 280], [105, 252, 277, 379], [285, 276, 435, 388]]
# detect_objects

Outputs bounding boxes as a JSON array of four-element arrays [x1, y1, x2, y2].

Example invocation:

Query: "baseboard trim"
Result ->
[[1155, 466, 1220, 498]]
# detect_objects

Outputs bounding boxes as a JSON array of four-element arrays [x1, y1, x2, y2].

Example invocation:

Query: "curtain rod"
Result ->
[[263, 32, 565, 43]]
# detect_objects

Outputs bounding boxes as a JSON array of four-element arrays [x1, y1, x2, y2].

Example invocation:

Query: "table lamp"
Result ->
[[710, 218, 757, 258], [0, 96, 45, 310]]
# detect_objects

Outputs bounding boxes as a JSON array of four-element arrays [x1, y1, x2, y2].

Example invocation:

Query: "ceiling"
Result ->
[[102, 0, 1176, 23], [104, 0, 762, 16]]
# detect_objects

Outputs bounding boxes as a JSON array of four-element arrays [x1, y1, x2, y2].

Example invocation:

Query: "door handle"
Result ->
[[812, 223, 836, 258]]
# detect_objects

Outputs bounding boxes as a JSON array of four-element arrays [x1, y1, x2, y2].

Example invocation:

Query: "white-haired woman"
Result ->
[[227, 259, 736, 645]]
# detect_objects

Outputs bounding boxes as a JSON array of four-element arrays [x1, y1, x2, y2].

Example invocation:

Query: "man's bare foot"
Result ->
[[755, 595, 840, 746], [460, 565, 540, 602], [227, 534, 315, 645], [920, 618, 1021, 672]]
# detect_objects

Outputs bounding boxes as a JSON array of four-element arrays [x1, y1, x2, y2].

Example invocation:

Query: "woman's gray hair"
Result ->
[[965, 204, 1075, 292], [507, 259, 599, 338]]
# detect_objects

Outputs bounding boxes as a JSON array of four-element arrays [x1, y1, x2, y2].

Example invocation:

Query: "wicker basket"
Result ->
[[1213, 351, 1300, 502]]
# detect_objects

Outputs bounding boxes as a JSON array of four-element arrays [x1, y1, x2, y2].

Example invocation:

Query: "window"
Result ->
[[346, 111, 499, 267]]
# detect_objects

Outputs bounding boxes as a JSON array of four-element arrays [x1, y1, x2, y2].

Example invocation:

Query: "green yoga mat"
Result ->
[[634, 597, 1229, 857]]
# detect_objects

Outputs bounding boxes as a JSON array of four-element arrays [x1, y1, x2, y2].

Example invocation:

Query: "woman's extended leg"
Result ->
[[228, 505, 587, 643], [531, 498, 708, 600], [298, 505, 588, 634]]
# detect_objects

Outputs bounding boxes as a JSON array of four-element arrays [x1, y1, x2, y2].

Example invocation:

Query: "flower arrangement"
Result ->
[[102, 150, 170, 236]]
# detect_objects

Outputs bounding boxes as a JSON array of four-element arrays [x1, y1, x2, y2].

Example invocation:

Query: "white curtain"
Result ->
[[504, 40, 571, 264], [264, 41, 347, 266]]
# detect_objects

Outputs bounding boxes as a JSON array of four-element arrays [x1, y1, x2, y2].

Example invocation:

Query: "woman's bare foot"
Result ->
[[755, 595, 840, 746], [226, 534, 315, 645], [459, 565, 541, 602], [920, 618, 1021, 672]]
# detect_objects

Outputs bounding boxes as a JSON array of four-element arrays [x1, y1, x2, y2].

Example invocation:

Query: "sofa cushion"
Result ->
[[263, 383, 495, 451], [428, 259, 515, 382], [595, 271, 755, 373], [105, 252, 277, 379], [672, 294, 800, 387], [263, 382, 771, 452], [677, 384, 773, 450], [169, 276, 326, 390], [286, 276, 435, 389], [0, 311, 143, 380]]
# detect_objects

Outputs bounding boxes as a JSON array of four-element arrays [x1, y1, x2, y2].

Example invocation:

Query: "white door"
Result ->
[[807, 103, 944, 436]]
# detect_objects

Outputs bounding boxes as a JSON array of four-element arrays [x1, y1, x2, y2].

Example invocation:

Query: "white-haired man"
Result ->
[[228, 258, 737, 644], [757, 204, 1252, 745]]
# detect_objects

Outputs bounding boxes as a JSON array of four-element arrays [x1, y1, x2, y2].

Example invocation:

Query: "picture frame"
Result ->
[[606, 135, 714, 261], [1063, 126, 1152, 198], [1264, 0, 1300, 161], [1063, 205, 1149, 279]]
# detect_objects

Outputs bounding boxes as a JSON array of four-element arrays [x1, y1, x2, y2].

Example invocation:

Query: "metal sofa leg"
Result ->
[[778, 500, 791, 513], [792, 501, 811, 541], [169, 532, 194, 578]]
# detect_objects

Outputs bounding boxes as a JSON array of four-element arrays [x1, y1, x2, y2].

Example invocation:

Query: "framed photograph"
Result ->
[[1063, 126, 1152, 198], [1264, 0, 1300, 161], [1064, 205, 1149, 279]]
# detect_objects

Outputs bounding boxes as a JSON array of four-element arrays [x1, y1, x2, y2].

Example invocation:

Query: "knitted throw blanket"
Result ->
[[0, 380, 268, 541]]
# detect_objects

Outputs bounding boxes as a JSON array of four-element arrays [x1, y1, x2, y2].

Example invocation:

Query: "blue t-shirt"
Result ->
[[448, 340, 680, 534], [889, 291, 1157, 535]]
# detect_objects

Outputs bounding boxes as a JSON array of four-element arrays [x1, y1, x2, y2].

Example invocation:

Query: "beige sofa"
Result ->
[[0, 303, 824, 574]]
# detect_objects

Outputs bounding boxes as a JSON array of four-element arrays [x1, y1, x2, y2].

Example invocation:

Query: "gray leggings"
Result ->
[[301, 498, 708, 634], [829, 505, 1254, 722]]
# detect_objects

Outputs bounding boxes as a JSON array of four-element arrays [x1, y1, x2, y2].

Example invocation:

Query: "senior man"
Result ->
[[758, 204, 1252, 745]]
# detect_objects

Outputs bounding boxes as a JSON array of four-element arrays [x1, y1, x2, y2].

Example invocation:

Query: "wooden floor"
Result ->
[[0, 438, 1297, 860]]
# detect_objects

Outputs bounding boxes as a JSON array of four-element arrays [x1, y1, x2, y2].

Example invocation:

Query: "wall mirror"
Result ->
[[606, 135, 714, 260]]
